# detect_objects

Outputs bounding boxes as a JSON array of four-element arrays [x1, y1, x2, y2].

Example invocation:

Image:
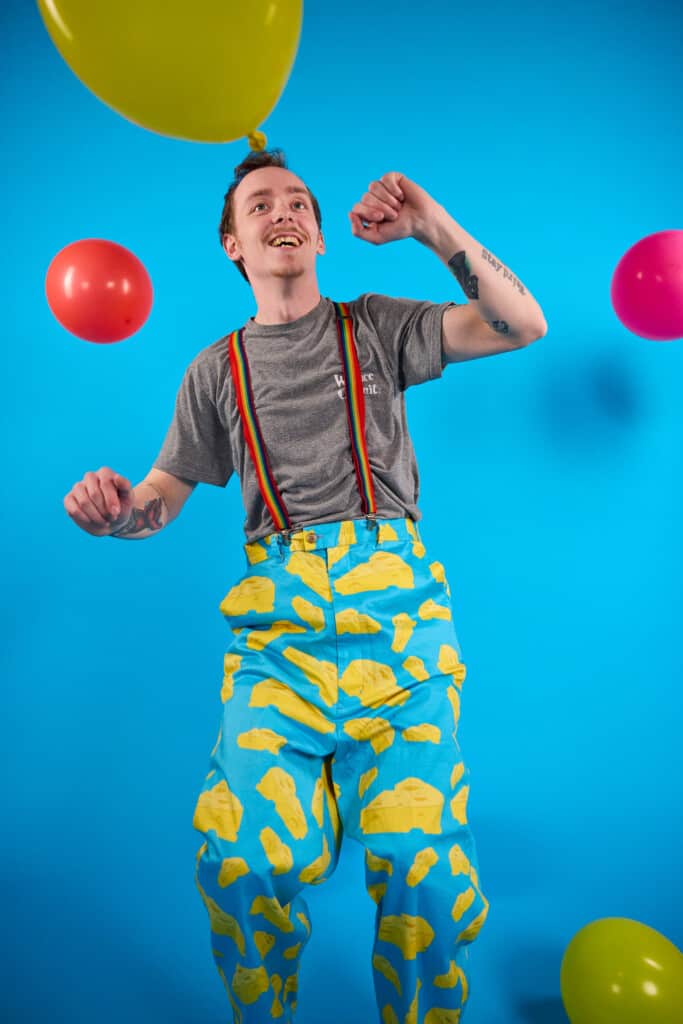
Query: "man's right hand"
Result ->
[[64, 467, 135, 537]]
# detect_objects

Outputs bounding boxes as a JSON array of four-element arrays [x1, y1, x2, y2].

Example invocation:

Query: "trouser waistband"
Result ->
[[243, 516, 424, 562]]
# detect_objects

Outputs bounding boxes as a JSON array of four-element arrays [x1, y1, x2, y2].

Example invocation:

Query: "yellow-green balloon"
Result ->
[[37, 0, 302, 143], [560, 917, 683, 1024]]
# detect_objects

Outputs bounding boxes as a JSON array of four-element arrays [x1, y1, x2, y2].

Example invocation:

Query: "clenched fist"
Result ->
[[64, 467, 134, 537]]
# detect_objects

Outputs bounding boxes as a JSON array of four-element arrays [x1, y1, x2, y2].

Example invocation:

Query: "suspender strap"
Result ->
[[227, 327, 292, 532], [332, 301, 377, 518]]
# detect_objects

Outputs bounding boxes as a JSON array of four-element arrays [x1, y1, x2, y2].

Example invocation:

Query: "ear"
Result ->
[[222, 233, 242, 262], [316, 230, 326, 256]]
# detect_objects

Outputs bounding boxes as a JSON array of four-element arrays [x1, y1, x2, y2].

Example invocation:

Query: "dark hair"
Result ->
[[218, 148, 323, 284]]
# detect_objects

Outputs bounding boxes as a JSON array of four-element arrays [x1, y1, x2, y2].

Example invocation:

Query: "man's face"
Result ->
[[223, 166, 325, 282]]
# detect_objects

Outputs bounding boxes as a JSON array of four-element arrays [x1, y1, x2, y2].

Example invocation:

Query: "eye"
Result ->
[[251, 199, 307, 213]]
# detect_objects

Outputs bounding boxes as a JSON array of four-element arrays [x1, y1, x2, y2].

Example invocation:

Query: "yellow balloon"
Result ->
[[37, 0, 302, 144], [561, 917, 683, 1024]]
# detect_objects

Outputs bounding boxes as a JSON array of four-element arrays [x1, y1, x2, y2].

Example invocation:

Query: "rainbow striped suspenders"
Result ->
[[227, 301, 378, 542]]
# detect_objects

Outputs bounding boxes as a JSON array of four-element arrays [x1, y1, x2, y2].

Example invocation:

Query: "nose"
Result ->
[[272, 207, 295, 223]]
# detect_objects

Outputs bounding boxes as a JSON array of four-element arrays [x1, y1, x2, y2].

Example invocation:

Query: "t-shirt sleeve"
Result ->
[[152, 354, 233, 487], [364, 292, 460, 390]]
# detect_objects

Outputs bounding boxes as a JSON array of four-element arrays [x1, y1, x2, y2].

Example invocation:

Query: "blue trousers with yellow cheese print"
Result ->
[[192, 516, 489, 1023]]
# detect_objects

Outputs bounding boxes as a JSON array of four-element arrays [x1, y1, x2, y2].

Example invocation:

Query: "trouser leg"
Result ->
[[327, 520, 490, 1023], [192, 589, 344, 1023]]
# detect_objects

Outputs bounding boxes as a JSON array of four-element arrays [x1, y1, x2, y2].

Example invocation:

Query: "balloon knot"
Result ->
[[247, 130, 267, 152]]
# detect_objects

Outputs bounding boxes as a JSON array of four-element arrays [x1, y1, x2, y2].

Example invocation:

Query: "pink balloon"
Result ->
[[611, 230, 683, 341]]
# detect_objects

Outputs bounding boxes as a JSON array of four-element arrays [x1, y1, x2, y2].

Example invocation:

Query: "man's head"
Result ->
[[218, 149, 324, 285]]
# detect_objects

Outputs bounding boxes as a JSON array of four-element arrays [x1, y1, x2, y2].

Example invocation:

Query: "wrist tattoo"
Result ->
[[447, 251, 479, 299], [110, 496, 165, 537]]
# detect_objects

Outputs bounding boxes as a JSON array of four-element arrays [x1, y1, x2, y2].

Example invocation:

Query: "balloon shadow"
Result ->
[[515, 995, 570, 1024], [536, 348, 643, 451], [500, 941, 571, 1024]]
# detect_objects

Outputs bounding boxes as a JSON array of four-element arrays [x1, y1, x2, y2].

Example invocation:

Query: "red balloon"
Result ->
[[45, 239, 153, 343], [610, 230, 683, 341]]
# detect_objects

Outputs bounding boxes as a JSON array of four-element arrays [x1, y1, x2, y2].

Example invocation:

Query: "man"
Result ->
[[64, 148, 547, 1023]]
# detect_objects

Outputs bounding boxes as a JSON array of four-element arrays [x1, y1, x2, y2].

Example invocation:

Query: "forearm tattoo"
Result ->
[[448, 251, 479, 299], [110, 496, 164, 536], [481, 247, 526, 295], [448, 248, 524, 336]]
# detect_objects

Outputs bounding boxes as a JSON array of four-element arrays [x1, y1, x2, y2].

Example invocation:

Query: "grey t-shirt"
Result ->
[[153, 292, 458, 543]]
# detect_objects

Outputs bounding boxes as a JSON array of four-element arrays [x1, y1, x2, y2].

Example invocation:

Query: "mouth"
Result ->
[[267, 234, 303, 250]]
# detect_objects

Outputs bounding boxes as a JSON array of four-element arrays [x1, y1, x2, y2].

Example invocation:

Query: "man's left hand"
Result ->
[[349, 172, 441, 246]]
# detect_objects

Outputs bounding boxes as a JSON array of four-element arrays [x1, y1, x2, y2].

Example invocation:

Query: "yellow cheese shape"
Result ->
[[245, 542, 268, 565], [282, 645, 338, 706], [193, 779, 243, 842], [249, 896, 294, 933], [291, 595, 325, 631], [249, 679, 335, 735], [285, 552, 332, 601], [231, 963, 270, 1005], [359, 767, 378, 797], [451, 887, 476, 922], [218, 857, 249, 887], [298, 834, 331, 884], [259, 826, 293, 875], [402, 724, 441, 744], [437, 644, 463, 678], [372, 954, 402, 995], [367, 882, 387, 904], [344, 716, 395, 754], [253, 931, 276, 958], [406, 847, 439, 887], [450, 785, 469, 825], [418, 599, 452, 622], [448, 844, 472, 876], [256, 767, 308, 839], [456, 903, 489, 943], [335, 608, 382, 634], [361, 778, 444, 835], [340, 659, 410, 708], [391, 612, 417, 652], [334, 551, 414, 595], [377, 913, 434, 960], [424, 1008, 462, 1023], [219, 576, 275, 616], [237, 728, 288, 755], [366, 850, 394, 875], [246, 620, 306, 652], [402, 655, 429, 682], [429, 560, 451, 597]]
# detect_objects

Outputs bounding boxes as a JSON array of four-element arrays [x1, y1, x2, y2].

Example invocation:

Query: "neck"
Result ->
[[252, 276, 322, 325]]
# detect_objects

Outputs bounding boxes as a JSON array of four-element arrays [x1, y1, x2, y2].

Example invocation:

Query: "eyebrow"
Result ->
[[241, 185, 309, 208]]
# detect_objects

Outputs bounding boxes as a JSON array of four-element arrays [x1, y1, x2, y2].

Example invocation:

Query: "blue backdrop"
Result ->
[[2, 1, 682, 1022]]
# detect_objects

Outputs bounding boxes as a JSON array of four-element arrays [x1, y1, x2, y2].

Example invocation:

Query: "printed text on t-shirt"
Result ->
[[334, 371, 379, 400]]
